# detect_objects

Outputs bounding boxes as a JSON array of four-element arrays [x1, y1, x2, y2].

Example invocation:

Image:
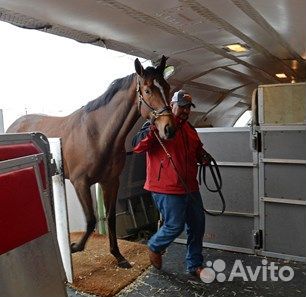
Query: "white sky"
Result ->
[[0, 20, 150, 130], [0, 20, 251, 130]]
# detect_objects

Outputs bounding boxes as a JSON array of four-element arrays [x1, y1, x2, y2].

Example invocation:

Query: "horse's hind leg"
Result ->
[[101, 179, 132, 269], [70, 179, 96, 253]]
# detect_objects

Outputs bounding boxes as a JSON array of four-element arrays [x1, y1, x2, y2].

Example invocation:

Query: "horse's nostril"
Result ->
[[165, 125, 175, 139]]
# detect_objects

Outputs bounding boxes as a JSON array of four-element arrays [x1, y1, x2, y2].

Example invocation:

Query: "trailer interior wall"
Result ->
[[257, 83, 306, 262], [175, 127, 258, 255], [176, 83, 306, 262]]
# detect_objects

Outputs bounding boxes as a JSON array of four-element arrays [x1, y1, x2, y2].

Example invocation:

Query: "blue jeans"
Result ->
[[148, 191, 205, 272]]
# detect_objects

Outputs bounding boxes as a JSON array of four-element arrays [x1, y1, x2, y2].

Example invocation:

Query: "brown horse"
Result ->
[[7, 56, 175, 268]]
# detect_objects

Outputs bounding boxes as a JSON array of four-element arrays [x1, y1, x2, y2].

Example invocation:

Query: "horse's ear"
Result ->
[[135, 58, 144, 77], [156, 55, 168, 74]]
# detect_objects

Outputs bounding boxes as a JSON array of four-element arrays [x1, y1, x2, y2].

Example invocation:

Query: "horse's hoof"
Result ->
[[118, 259, 132, 269]]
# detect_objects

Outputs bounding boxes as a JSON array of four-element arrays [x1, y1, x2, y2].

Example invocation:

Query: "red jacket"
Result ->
[[133, 119, 205, 194]]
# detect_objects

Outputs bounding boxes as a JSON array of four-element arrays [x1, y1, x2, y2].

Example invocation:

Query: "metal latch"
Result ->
[[50, 157, 59, 176], [250, 126, 261, 153], [253, 229, 263, 249]]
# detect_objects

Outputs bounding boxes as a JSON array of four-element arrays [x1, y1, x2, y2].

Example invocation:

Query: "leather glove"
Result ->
[[201, 151, 212, 166]]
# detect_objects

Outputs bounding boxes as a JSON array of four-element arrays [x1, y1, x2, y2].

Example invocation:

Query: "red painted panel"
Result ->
[[0, 143, 47, 189], [0, 143, 41, 161], [0, 167, 48, 255]]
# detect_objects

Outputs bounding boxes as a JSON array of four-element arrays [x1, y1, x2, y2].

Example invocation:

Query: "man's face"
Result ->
[[171, 103, 191, 121]]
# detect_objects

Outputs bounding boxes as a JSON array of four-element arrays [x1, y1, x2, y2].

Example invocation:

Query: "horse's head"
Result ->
[[134, 56, 175, 139]]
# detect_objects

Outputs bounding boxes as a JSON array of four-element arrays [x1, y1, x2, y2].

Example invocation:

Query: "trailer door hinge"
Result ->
[[253, 229, 263, 249], [250, 128, 262, 153]]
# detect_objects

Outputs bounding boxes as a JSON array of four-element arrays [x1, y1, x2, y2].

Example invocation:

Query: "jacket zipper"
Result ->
[[158, 161, 163, 181]]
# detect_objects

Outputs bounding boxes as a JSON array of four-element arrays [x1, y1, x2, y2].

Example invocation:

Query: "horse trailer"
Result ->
[[0, 0, 305, 296]]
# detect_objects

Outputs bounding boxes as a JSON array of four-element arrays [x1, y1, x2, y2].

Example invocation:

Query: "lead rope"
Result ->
[[198, 158, 226, 215], [153, 130, 226, 216]]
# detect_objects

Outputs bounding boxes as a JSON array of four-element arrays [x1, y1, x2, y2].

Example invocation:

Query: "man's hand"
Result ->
[[201, 151, 212, 166], [149, 124, 157, 132]]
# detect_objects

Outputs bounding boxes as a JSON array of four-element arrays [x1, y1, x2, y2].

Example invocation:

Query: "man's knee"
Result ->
[[167, 224, 185, 237]]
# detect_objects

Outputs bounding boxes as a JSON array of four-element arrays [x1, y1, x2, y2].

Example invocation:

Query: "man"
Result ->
[[132, 90, 210, 279]]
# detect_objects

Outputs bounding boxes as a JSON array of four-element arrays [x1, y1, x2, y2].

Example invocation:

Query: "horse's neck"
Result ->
[[93, 88, 139, 151]]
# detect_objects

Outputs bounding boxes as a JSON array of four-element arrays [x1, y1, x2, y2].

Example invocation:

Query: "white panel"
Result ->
[[65, 180, 86, 232], [49, 138, 73, 284], [0, 109, 4, 133], [64, 181, 97, 232]]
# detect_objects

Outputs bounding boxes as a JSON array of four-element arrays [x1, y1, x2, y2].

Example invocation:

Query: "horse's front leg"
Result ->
[[101, 179, 132, 269], [70, 178, 96, 252]]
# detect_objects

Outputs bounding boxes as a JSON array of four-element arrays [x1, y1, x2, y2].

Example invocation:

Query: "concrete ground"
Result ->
[[67, 243, 306, 297]]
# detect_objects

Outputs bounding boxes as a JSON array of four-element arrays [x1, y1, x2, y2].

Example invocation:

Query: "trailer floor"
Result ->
[[67, 242, 306, 297]]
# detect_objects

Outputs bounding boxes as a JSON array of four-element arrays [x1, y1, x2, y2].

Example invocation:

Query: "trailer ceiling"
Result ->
[[0, 0, 305, 126]]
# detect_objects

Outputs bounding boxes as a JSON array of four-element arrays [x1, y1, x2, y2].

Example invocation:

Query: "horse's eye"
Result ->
[[145, 89, 150, 94]]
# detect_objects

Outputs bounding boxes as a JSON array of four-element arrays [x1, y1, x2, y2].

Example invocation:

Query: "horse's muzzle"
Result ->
[[164, 124, 175, 139]]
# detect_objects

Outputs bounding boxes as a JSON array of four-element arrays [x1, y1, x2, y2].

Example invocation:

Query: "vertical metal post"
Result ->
[[140, 195, 149, 224], [127, 198, 137, 228], [49, 138, 73, 284], [0, 109, 4, 133], [96, 184, 107, 235]]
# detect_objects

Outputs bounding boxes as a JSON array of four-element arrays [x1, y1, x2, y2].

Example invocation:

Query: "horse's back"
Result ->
[[6, 114, 66, 138]]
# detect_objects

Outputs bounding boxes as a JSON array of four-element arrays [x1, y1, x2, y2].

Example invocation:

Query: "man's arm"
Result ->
[[132, 121, 157, 153], [187, 122, 212, 165]]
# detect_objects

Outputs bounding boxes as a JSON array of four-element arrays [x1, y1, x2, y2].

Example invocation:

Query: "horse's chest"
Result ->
[[95, 150, 126, 178]]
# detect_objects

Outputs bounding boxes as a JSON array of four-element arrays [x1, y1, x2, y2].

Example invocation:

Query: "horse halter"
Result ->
[[136, 75, 172, 123]]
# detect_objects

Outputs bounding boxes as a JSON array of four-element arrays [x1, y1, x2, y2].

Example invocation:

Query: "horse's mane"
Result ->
[[84, 66, 163, 113], [84, 73, 135, 112]]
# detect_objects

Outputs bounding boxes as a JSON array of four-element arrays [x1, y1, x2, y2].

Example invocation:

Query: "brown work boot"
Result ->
[[190, 267, 215, 283], [148, 248, 162, 270], [193, 267, 204, 278]]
